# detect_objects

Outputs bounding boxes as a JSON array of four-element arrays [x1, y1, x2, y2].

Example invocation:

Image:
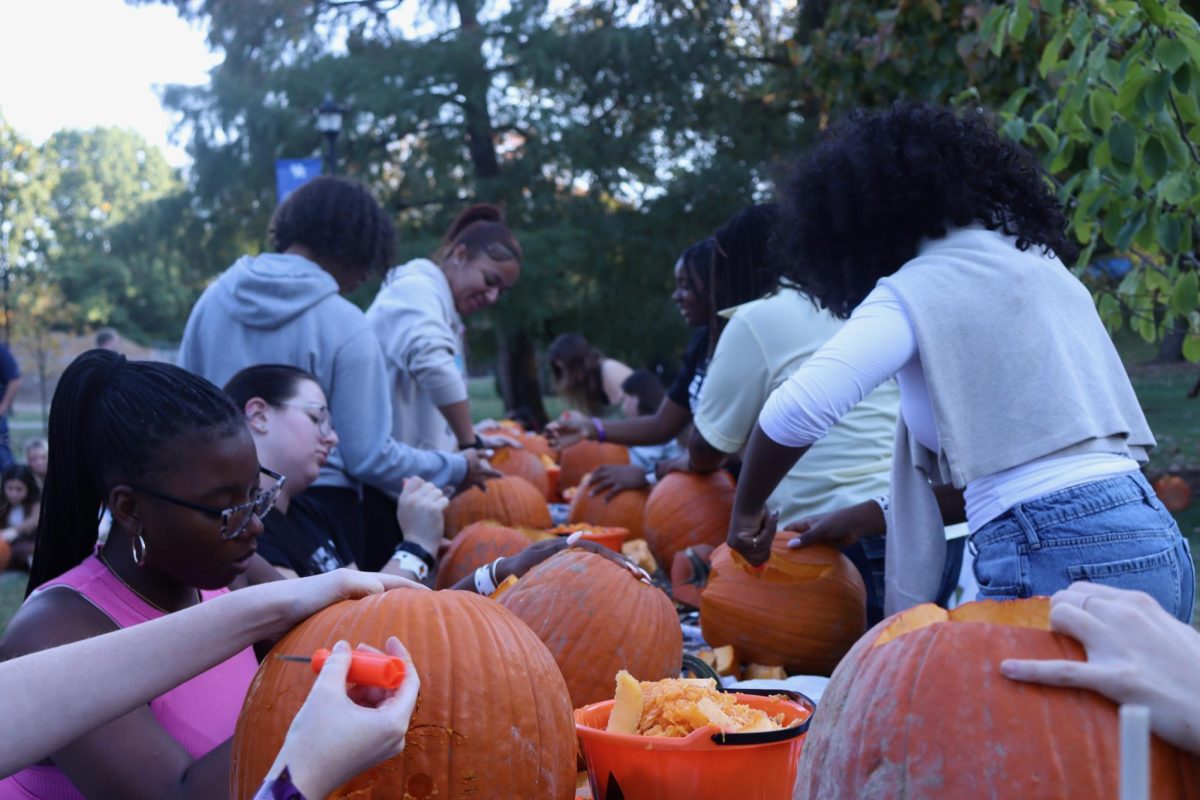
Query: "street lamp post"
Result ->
[[316, 93, 345, 175]]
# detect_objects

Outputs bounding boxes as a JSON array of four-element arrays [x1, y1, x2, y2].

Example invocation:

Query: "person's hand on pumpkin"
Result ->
[[544, 410, 592, 449], [262, 638, 421, 799], [493, 532, 648, 584], [785, 500, 885, 551], [588, 464, 649, 499], [478, 431, 522, 450], [457, 448, 501, 493], [1000, 582, 1200, 755], [270, 569, 427, 637], [726, 506, 778, 567]]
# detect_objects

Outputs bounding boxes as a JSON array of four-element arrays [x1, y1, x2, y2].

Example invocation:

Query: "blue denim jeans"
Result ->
[[969, 471, 1195, 623]]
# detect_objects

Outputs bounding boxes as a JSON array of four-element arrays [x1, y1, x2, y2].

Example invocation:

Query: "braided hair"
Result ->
[[708, 204, 783, 354], [27, 350, 245, 594]]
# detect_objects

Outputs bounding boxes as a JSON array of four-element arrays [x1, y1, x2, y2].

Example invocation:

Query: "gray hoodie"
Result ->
[[178, 252, 467, 492]]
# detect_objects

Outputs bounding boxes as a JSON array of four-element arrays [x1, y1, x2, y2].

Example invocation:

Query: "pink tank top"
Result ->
[[0, 554, 259, 799]]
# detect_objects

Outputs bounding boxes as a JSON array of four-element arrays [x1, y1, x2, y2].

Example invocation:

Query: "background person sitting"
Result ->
[[548, 332, 632, 418]]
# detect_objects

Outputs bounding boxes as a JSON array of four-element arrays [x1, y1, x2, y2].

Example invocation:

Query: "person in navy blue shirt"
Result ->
[[0, 343, 22, 470]]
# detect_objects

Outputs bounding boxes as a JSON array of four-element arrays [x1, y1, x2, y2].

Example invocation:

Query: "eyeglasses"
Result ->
[[130, 467, 287, 540], [280, 401, 333, 437]]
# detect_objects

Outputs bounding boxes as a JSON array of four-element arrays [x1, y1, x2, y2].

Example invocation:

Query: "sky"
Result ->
[[0, 0, 220, 167]]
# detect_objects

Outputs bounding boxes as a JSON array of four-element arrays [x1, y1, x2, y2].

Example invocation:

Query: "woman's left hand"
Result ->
[[726, 507, 778, 567]]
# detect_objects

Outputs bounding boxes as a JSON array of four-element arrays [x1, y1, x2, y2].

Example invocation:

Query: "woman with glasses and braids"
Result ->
[[0, 350, 423, 799]]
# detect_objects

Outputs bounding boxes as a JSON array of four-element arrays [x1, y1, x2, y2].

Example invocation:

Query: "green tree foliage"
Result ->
[[0, 115, 57, 341], [982, 0, 1200, 358], [132, 0, 808, 372]]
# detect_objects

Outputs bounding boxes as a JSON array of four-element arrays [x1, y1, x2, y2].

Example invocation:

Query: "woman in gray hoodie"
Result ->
[[179, 176, 495, 566]]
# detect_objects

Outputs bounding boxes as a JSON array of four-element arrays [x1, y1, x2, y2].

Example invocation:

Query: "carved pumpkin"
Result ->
[[700, 541, 865, 675], [499, 548, 682, 709], [795, 597, 1200, 799], [231, 589, 576, 799], [558, 441, 630, 491], [544, 523, 629, 552], [434, 522, 532, 589], [1153, 474, 1192, 513], [642, 471, 735, 569], [490, 447, 551, 499], [568, 475, 648, 539], [444, 475, 552, 537]]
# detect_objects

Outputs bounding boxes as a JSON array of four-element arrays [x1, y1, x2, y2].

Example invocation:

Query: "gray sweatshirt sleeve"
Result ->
[[383, 282, 468, 407], [329, 328, 468, 490]]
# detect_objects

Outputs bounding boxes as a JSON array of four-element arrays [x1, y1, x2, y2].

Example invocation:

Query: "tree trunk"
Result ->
[[1157, 317, 1187, 363], [495, 330, 548, 430], [455, 0, 500, 179]]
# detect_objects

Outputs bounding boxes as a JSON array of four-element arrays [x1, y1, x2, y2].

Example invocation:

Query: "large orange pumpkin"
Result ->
[[230, 589, 576, 799], [642, 470, 735, 569], [499, 548, 682, 709], [700, 541, 865, 675], [794, 597, 1200, 799], [567, 475, 648, 539], [558, 441, 629, 490], [1153, 474, 1192, 513], [443, 475, 552, 537], [515, 432, 554, 461], [489, 447, 551, 499], [434, 522, 531, 589]]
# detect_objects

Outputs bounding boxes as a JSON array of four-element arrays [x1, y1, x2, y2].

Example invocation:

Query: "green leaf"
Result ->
[[1137, 0, 1168, 27], [1155, 38, 1190, 73], [1182, 332, 1200, 362], [1170, 270, 1198, 316], [1049, 139, 1076, 173], [1032, 122, 1059, 151], [1160, 173, 1193, 205], [1116, 209, 1148, 251], [1158, 213, 1184, 253], [1009, 0, 1033, 42], [1116, 70, 1150, 116], [1145, 266, 1173, 295], [1142, 135, 1169, 181], [1139, 70, 1172, 114], [1041, 0, 1062, 14], [1089, 89, 1115, 128], [1040, 30, 1067, 78], [991, 8, 1009, 56], [1098, 293, 1122, 326], [1002, 87, 1032, 115], [1103, 199, 1129, 246], [1174, 63, 1193, 94], [1108, 120, 1138, 165], [1002, 117, 1028, 143]]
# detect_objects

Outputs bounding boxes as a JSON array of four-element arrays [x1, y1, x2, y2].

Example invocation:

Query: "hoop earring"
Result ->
[[131, 532, 148, 567]]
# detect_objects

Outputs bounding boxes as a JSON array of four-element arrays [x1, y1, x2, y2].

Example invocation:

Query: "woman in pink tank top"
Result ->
[[0, 351, 284, 799]]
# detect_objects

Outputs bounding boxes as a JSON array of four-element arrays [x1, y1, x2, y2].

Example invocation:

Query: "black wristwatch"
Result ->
[[396, 541, 436, 571], [459, 434, 485, 451]]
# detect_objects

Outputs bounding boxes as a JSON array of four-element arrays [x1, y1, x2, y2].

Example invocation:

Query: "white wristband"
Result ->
[[391, 550, 430, 580], [473, 558, 502, 596]]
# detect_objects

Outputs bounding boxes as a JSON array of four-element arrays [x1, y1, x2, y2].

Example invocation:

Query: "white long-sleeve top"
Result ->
[[759, 282, 1138, 531]]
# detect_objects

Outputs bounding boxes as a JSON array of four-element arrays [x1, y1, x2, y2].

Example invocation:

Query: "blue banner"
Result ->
[[275, 158, 323, 205]]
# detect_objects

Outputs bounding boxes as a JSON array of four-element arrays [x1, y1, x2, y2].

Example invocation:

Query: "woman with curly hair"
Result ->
[[179, 177, 496, 567], [728, 104, 1194, 622]]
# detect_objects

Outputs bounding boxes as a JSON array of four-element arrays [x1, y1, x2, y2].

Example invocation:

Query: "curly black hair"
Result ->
[[269, 176, 396, 278], [776, 103, 1078, 319]]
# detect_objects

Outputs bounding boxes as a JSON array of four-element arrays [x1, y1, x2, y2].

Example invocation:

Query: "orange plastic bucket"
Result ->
[[574, 689, 814, 799], [551, 525, 629, 552]]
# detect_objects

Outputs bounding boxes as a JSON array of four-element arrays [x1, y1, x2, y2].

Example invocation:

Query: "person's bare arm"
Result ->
[[0, 570, 421, 780], [546, 398, 692, 448], [437, 400, 476, 447], [684, 426, 730, 474]]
